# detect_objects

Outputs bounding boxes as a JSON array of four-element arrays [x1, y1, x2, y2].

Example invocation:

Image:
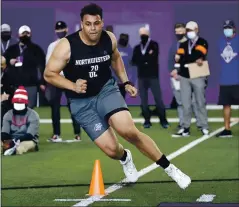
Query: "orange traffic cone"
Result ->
[[88, 160, 106, 196]]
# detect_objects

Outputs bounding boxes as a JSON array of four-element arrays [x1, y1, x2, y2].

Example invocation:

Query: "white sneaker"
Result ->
[[120, 149, 139, 183], [201, 129, 209, 136], [165, 164, 191, 189], [47, 135, 62, 143], [172, 128, 190, 138], [4, 140, 20, 156]]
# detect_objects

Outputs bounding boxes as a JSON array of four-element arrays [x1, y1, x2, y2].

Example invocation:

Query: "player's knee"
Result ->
[[120, 126, 140, 144]]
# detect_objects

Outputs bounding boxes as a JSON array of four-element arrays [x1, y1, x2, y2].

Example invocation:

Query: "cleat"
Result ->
[[120, 149, 138, 183], [165, 164, 191, 189]]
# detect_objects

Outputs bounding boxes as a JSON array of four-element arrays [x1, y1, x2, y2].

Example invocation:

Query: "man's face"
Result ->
[[175, 27, 186, 35], [19, 31, 31, 38], [81, 14, 104, 42], [223, 26, 235, 38], [186, 28, 198, 40], [1, 31, 11, 41], [175, 27, 186, 40], [55, 28, 68, 39]]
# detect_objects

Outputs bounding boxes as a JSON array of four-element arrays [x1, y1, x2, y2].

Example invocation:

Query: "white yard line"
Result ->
[[55, 199, 131, 202], [40, 117, 239, 124], [196, 194, 216, 202], [72, 121, 238, 207]]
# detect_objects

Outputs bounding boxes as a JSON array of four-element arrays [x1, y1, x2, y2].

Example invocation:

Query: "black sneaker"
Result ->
[[172, 128, 190, 138], [216, 129, 233, 138], [160, 120, 170, 129], [143, 121, 152, 128]]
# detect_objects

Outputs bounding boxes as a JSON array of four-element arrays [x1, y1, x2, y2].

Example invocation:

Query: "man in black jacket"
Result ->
[[3, 25, 46, 108], [132, 27, 169, 129]]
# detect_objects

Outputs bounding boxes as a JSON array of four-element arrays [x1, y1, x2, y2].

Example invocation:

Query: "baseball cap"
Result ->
[[55, 21, 67, 30], [18, 25, 31, 34], [1, 24, 11, 32], [223, 20, 235, 28], [186, 21, 198, 30]]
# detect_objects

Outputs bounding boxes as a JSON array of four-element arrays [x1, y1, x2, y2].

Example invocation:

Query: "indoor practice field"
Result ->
[[1, 106, 239, 207]]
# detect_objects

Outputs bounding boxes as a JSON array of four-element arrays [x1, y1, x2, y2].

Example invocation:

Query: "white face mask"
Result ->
[[13, 103, 26, 111], [187, 31, 197, 40]]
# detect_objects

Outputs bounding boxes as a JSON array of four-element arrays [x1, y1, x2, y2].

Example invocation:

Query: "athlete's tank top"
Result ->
[[64, 30, 113, 98]]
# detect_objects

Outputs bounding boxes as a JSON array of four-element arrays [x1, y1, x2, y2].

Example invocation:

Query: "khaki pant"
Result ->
[[16, 141, 36, 155]]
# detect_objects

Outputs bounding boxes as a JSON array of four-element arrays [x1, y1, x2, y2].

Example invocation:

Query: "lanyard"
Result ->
[[140, 38, 151, 55], [188, 36, 199, 55], [1, 40, 10, 53], [19, 44, 26, 55]]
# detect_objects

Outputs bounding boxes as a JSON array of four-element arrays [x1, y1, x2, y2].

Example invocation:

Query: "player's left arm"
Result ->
[[107, 31, 137, 97], [107, 31, 129, 83]]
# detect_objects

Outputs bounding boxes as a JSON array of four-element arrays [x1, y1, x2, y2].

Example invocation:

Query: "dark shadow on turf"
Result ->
[[2, 178, 239, 190]]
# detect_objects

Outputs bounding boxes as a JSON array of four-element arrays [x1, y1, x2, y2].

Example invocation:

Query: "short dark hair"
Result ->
[[174, 23, 186, 29], [80, 3, 103, 20]]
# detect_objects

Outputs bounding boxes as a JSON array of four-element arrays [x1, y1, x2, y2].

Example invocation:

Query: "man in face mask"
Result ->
[[1, 86, 40, 156], [172, 21, 209, 137], [169, 23, 201, 131], [2, 25, 46, 109], [45, 21, 82, 142], [114, 33, 134, 99], [216, 20, 239, 138], [132, 27, 169, 129], [1, 24, 17, 55]]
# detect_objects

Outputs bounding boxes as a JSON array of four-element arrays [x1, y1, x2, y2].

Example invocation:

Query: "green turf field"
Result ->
[[1, 107, 239, 207]]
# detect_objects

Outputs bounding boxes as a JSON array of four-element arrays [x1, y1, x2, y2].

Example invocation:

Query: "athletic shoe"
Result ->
[[120, 149, 138, 183], [216, 129, 233, 138], [4, 140, 20, 156], [47, 135, 62, 142], [201, 128, 209, 136], [143, 121, 152, 129], [172, 128, 190, 138], [75, 135, 82, 141], [165, 164, 191, 189]]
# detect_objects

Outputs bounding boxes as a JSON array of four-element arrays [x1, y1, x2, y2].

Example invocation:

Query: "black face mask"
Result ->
[[56, 31, 67, 39], [1, 33, 11, 42], [140, 35, 149, 45], [176, 34, 185, 41], [118, 38, 129, 47], [19, 36, 31, 45], [13, 106, 28, 115]]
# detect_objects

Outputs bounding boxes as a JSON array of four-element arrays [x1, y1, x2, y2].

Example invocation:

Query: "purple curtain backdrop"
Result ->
[[2, 1, 239, 105]]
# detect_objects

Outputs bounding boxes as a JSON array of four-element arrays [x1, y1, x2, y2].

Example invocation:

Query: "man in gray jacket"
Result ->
[[168, 23, 200, 131]]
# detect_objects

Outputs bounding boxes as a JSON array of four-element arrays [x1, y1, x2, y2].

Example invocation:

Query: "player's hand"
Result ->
[[40, 85, 46, 91], [10, 59, 17, 66], [175, 54, 180, 62], [1, 93, 9, 102], [125, 84, 137, 97], [75, 79, 87, 93], [170, 69, 178, 80], [196, 58, 203, 66]]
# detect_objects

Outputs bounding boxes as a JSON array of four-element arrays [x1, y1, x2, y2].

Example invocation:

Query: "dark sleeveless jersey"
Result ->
[[64, 30, 113, 98]]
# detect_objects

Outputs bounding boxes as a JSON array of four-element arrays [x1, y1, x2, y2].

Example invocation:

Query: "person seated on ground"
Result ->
[[1, 86, 40, 156]]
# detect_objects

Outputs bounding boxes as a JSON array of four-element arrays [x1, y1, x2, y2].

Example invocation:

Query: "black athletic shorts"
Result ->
[[218, 85, 239, 105]]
